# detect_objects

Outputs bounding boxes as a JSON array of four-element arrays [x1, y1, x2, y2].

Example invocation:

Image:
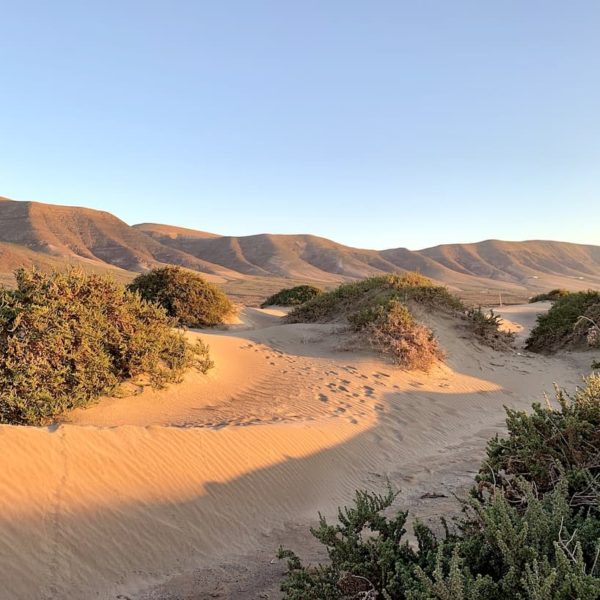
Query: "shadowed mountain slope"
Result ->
[[0, 197, 235, 278]]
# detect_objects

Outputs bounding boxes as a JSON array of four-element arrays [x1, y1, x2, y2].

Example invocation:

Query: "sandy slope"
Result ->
[[0, 304, 589, 599]]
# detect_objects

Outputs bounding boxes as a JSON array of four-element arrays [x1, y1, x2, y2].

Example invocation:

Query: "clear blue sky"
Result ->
[[1, 1, 599, 250]]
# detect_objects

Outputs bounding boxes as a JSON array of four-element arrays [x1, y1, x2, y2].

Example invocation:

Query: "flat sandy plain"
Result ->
[[0, 302, 592, 599]]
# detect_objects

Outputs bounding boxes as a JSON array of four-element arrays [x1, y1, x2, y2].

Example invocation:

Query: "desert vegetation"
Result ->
[[278, 375, 600, 599], [529, 289, 571, 303], [261, 284, 323, 307], [0, 268, 212, 425], [128, 265, 234, 327], [526, 291, 600, 353], [287, 273, 512, 369]]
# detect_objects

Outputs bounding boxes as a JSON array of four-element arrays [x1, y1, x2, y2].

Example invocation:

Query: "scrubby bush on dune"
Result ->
[[526, 291, 600, 353], [278, 376, 600, 599], [529, 289, 571, 303], [287, 273, 511, 368], [465, 307, 514, 350], [0, 268, 212, 425], [288, 274, 464, 324], [349, 299, 444, 370], [261, 284, 323, 307], [128, 266, 234, 327]]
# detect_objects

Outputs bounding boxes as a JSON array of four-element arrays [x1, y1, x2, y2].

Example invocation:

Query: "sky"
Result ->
[[0, 1, 599, 250]]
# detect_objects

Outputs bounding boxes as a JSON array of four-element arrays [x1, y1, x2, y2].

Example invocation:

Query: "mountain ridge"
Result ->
[[0, 196, 598, 295]]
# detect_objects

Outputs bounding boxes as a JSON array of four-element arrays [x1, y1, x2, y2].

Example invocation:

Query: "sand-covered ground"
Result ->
[[0, 303, 592, 599]]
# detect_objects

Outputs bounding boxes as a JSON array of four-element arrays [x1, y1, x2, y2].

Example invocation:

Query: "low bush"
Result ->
[[261, 284, 323, 307], [128, 266, 234, 327], [287, 274, 464, 324], [278, 376, 600, 599], [477, 375, 600, 506], [350, 299, 444, 370], [0, 268, 212, 425], [287, 274, 510, 368], [526, 291, 600, 353], [465, 307, 515, 349], [529, 289, 571, 303]]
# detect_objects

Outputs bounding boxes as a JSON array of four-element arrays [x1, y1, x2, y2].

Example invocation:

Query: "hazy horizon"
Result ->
[[1, 1, 599, 249]]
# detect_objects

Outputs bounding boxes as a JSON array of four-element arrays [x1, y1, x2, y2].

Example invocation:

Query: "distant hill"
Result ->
[[0, 196, 598, 297]]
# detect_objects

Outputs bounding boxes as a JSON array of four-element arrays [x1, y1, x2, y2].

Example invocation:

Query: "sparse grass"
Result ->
[[261, 284, 323, 307], [278, 376, 600, 599], [526, 291, 600, 353], [0, 268, 212, 425], [529, 289, 571, 303], [128, 266, 234, 327]]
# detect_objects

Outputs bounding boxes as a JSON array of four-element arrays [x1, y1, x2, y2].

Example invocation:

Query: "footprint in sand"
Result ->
[[374, 371, 391, 378], [318, 394, 329, 402]]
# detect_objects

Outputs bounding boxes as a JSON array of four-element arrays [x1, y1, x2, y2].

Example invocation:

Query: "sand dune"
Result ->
[[0, 303, 590, 599]]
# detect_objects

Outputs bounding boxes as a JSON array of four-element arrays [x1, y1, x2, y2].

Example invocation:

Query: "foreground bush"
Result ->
[[0, 268, 212, 425], [128, 266, 233, 327], [261, 284, 323, 307], [529, 289, 571, 303], [278, 376, 600, 599], [526, 291, 600, 353], [478, 375, 600, 504]]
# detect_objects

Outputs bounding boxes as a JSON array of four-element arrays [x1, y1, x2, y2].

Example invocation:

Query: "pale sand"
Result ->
[[0, 303, 589, 599]]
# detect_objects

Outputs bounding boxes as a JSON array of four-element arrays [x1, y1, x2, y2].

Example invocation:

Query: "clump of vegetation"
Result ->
[[526, 291, 600, 353], [477, 375, 600, 505], [287, 273, 511, 368], [261, 284, 323, 307], [128, 266, 234, 327], [349, 299, 444, 370], [0, 268, 212, 425], [278, 376, 600, 599], [288, 273, 464, 324], [529, 289, 571, 303], [465, 307, 515, 350]]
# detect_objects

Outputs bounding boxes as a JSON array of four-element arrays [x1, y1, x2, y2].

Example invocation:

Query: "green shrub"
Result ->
[[465, 307, 515, 349], [0, 268, 212, 425], [287, 274, 464, 324], [278, 377, 600, 599], [477, 374, 600, 506], [128, 266, 234, 327], [529, 289, 571, 303], [286, 274, 509, 367], [526, 291, 600, 352], [261, 285, 323, 307]]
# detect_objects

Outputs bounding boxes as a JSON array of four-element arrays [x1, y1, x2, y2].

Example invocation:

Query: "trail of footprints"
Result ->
[[192, 342, 401, 430]]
